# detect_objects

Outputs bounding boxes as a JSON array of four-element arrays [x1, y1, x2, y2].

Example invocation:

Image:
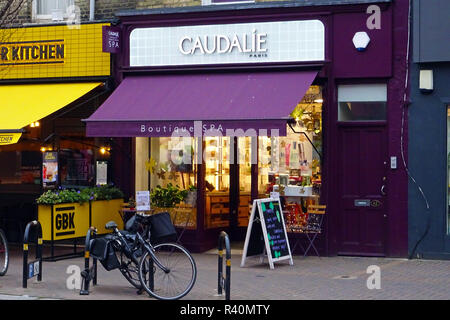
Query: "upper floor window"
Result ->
[[33, 0, 74, 21], [338, 84, 387, 121]]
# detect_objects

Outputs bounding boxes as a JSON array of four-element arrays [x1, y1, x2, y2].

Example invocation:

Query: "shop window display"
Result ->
[[149, 137, 198, 229], [204, 137, 230, 228], [259, 86, 323, 230]]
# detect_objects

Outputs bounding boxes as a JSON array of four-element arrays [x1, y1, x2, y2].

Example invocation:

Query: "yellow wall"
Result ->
[[0, 23, 110, 80], [135, 137, 149, 192]]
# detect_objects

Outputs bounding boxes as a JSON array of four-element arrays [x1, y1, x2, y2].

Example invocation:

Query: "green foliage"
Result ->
[[150, 183, 188, 208], [36, 185, 124, 205]]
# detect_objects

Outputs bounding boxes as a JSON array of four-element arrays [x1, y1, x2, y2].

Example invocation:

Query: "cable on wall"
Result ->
[[399, 0, 431, 259]]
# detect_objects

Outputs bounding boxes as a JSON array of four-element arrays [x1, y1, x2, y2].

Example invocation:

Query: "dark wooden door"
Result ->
[[337, 123, 388, 256]]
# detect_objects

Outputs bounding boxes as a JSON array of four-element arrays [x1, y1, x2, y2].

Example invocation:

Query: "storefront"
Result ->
[[86, 0, 409, 256], [0, 22, 121, 242]]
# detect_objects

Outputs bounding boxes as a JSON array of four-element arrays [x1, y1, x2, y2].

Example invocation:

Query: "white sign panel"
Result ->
[[130, 20, 325, 67], [136, 191, 151, 211]]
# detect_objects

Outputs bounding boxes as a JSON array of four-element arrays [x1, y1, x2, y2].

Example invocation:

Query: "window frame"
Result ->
[[32, 0, 73, 21], [337, 83, 388, 122]]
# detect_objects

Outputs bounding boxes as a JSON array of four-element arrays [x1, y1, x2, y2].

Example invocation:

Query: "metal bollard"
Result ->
[[80, 226, 97, 295], [218, 231, 231, 300], [23, 221, 43, 289]]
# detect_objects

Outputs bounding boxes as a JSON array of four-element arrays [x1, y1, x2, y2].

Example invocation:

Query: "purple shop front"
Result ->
[[86, 0, 409, 257]]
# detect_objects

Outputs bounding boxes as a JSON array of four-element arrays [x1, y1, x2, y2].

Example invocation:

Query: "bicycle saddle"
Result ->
[[105, 221, 118, 230]]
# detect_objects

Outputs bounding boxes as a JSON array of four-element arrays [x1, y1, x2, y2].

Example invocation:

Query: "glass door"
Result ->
[[204, 136, 231, 229]]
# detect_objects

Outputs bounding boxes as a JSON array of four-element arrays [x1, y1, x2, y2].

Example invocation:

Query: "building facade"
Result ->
[[86, 0, 410, 256]]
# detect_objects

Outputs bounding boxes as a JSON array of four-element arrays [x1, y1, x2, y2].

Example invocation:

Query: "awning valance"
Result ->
[[84, 71, 317, 137], [0, 82, 103, 145]]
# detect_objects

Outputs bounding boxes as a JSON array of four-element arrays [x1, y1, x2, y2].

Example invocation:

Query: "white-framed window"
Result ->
[[337, 84, 388, 121], [32, 0, 74, 21]]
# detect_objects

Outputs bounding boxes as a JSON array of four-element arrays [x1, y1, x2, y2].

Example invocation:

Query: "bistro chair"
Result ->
[[302, 204, 326, 257]]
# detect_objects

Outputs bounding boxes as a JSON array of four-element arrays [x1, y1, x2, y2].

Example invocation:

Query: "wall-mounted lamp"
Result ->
[[419, 70, 433, 94], [30, 121, 40, 128], [99, 146, 111, 155]]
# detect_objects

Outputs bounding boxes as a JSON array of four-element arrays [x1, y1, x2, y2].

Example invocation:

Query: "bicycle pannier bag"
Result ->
[[89, 237, 120, 271], [149, 212, 177, 244]]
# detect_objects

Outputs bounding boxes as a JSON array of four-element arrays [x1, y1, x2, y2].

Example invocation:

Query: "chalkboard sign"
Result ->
[[241, 198, 293, 269]]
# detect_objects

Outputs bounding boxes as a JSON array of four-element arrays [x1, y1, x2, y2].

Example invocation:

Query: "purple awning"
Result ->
[[85, 71, 317, 137]]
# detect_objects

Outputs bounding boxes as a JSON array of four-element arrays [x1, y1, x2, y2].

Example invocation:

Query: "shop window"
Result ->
[[0, 151, 41, 185], [33, 0, 74, 21], [338, 84, 387, 121], [258, 86, 323, 225], [149, 137, 198, 230], [59, 149, 95, 188]]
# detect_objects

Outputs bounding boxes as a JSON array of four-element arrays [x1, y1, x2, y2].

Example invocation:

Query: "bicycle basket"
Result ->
[[89, 237, 120, 271], [149, 212, 177, 244]]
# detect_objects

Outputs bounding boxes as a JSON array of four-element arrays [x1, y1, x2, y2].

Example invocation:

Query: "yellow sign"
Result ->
[[0, 23, 110, 80], [39, 203, 90, 241], [0, 41, 65, 66], [0, 132, 21, 145]]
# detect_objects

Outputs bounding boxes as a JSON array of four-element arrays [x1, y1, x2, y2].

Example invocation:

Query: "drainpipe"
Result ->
[[89, 0, 95, 21]]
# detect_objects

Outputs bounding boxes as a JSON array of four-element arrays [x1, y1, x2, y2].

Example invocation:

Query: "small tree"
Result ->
[[0, 0, 27, 28]]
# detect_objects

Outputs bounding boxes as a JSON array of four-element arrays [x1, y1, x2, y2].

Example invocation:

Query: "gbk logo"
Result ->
[[55, 206, 76, 237]]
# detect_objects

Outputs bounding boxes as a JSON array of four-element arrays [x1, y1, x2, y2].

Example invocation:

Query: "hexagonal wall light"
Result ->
[[352, 32, 371, 52]]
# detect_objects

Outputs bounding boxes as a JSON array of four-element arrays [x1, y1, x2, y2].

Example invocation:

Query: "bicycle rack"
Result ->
[[217, 231, 231, 300], [80, 226, 98, 295], [22, 220, 43, 289]]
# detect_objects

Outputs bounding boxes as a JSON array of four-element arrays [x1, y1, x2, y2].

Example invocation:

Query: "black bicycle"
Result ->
[[91, 212, 197, 300], [0, 228, 8, 276]]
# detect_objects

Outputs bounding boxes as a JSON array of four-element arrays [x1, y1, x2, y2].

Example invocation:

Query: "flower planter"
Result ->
[[38, 199, 124, 241], [91, 199, 124, 235], [38, 203, 90, 241]]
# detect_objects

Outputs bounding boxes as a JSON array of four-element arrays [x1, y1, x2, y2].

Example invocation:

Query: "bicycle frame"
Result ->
[[113, 227, 170, 274]]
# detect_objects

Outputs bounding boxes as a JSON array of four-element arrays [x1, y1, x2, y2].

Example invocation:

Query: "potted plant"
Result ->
[[150, 183, 187, 208]]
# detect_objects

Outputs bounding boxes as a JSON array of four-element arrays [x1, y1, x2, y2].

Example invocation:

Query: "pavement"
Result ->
[[0, 243, 449, 300]]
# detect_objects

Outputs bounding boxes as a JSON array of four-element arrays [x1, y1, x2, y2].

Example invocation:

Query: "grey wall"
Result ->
[[413, 0, 450, 63], [408, 62, 450, 259]]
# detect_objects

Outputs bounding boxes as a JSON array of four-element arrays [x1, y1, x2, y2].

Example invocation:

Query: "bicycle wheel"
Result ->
[[0, 229, 9, 276], [138, 243, 196, 300], [116, 250, 142, 289]]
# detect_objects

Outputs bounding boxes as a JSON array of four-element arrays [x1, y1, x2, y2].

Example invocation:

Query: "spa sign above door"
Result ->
[[129, 20, 325, 67]]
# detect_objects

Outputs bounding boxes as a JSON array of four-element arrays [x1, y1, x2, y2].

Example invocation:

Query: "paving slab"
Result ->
[[0, 244, 449, 300]]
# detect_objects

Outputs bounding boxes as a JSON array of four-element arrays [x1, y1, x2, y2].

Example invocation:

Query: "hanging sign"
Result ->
[[102, 25, 121, 53], [241, 198, 293, 269]]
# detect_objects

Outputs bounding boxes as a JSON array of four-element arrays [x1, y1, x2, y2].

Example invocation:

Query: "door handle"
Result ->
[[381, 185, 386, 196]]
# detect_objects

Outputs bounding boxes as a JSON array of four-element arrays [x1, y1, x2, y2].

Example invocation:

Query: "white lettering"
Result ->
[[366, 5, 381, 30], [256, 33, 268, 52], [179, 30, 268, 55], [179, 36, 192, 55]]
